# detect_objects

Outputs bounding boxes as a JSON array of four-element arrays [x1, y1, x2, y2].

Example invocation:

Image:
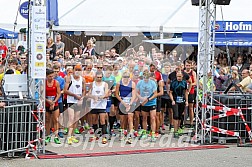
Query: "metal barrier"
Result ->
[[237, 99, 252, 147], [205, 93, 252, 144], [0, 100, 43, 158]]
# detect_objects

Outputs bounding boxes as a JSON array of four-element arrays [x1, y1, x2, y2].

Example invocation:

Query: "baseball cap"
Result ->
[[133, 69, 140, 76], [74, 64, 82, 70], [138, 61, 144, 66]]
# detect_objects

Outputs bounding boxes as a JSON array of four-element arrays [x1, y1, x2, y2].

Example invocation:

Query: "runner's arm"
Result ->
[[53, 81, 61, 103]]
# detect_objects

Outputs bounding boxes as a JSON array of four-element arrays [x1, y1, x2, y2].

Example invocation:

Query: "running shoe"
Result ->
[[189, 125, 195, 129], [150, 136, 157, 142], [84, 123, 90, 130], [159, 129, 165, 135], [102, 137, 107, 144], [178, 128, 183, 135], [170, 127, 175, 133], [45, 136, 51, 143], [138, 129, 144, 136], [67, 137, 72, 145], [74, 128, 80, 134], [140, 134, 147, 140], [71, 136, 79, 143], [110, 130, 116, 137], [63, 128, 68, 135], [118, 128, 123, 132], [155, 132, 159, 138], [54, 137, 61, 144], [162, 124, 165, 130], [58, 132, 64, 138], [174, 132, 179, 139], [134, 131, 139, 137], [89, 136, 96, 142], [79, 126, 85, 133]]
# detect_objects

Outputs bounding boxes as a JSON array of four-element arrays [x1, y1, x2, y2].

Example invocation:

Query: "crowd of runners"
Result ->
[[1, 34, 251, 145]]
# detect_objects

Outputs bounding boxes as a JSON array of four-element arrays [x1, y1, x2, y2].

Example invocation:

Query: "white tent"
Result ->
[[1, 0, 252, 33]]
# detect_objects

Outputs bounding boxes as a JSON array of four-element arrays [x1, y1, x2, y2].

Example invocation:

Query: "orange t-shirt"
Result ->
[[83, 71, 94, 83]]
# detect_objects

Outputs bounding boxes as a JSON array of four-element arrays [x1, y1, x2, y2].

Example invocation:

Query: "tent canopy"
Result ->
[[1, 0, 252, 33], [0, 28, 18, 39]]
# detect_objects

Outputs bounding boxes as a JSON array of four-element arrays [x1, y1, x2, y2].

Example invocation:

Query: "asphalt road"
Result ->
[[0, 145, 251, 167]]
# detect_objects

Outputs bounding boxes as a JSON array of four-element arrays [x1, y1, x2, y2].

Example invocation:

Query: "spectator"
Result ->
[[55, 34, 65, 56], [46, 37, 56, 60]]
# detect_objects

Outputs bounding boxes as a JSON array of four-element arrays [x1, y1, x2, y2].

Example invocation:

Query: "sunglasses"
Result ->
[[123, 76, 130, 78], [97, 67, 103, 69], [75, 69, 82, 71], [96, 77, 102, 79]]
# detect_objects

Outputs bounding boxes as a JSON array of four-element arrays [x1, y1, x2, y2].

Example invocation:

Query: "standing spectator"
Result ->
[[0, 40, 8, 60], [82, 40, 95, 56], [46, 37, 56, 60], [55, 34, 65, 56]]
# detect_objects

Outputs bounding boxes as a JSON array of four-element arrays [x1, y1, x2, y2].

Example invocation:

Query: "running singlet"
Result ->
[[103, 76, 116, 90], [46, 80, 58, 107], [90, 82, 107, 109], [170, 80, 187, 103], [136, 80, 157, 106], [119, 80, 132, 104], [185, 70, 195, 94], [83, 71, 94, 83], [67, 75, 83, 104], [161, 73, 169, 99]]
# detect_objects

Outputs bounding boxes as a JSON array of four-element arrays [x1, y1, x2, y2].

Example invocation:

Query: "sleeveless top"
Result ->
[[90, 82, 107, 109], [185, 70, 195, 94], [67, 75, 83, 104], [83, 71, 94, 83], [119, 80, 132, 105], [46, 80, 58, 107], [161, 73, 170, 99]]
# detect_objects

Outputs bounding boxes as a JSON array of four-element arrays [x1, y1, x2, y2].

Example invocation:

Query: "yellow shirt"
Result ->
[[239, 76, 252, 92], [0, 70, 21, 81]]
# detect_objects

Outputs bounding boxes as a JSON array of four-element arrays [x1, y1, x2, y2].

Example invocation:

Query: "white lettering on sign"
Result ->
[[21, 8, 29, 14], [225, 22, 252, 31]]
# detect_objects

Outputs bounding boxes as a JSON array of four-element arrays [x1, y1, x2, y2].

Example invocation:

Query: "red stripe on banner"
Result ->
[[37, 145, 228, 159]]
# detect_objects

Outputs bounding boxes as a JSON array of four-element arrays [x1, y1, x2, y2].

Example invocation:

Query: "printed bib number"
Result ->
[[122, 97, 131, 104], [176, 96, 184, 103], [47, 96, 55, 101]]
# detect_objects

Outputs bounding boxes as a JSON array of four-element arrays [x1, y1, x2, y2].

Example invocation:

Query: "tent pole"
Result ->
[[160, 26, 164, 52]]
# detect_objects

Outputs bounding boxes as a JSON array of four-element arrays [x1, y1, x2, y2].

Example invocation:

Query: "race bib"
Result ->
[[176, 96, 184, 103], [122, 97, 131, 104], [46, 96, 55, 101]]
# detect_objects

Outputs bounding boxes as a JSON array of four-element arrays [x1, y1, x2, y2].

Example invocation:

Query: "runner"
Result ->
[[64, 64, 85, 144], [136, 70, 157, 142], [161, 62, 173, 132], [115, 71, 136, 143], [45, 69, 61, 144], [184, 60, 197, 128], [88, 71, 109, 144], [52, 65, 65, 138], [167, 62, 192, 134], [169, 71, 189, 138], [102, 66, 117, 137]]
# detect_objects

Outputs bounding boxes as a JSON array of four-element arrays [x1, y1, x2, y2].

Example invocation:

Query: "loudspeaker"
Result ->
[[213, 0, 231, 5], [191, 0, 206, 6]]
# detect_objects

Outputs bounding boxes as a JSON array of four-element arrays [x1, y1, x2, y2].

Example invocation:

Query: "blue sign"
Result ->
[[19, 1, 32, 19], [215, 21, 252, 32]]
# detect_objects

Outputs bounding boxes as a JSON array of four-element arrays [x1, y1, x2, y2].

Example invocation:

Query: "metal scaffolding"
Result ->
[[195, 0, 216, 144], [28, 0, 46, 154]]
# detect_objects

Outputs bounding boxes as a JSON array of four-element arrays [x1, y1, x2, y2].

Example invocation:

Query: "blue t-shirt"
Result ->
[[102, 75, 116, 90], [55, 76, 65, 103], [136, 79, 157, 106]]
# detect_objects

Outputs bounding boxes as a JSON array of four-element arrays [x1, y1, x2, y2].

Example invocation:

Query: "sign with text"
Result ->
[[215, 21, 252, 32], [31, 6, 46, 79]]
